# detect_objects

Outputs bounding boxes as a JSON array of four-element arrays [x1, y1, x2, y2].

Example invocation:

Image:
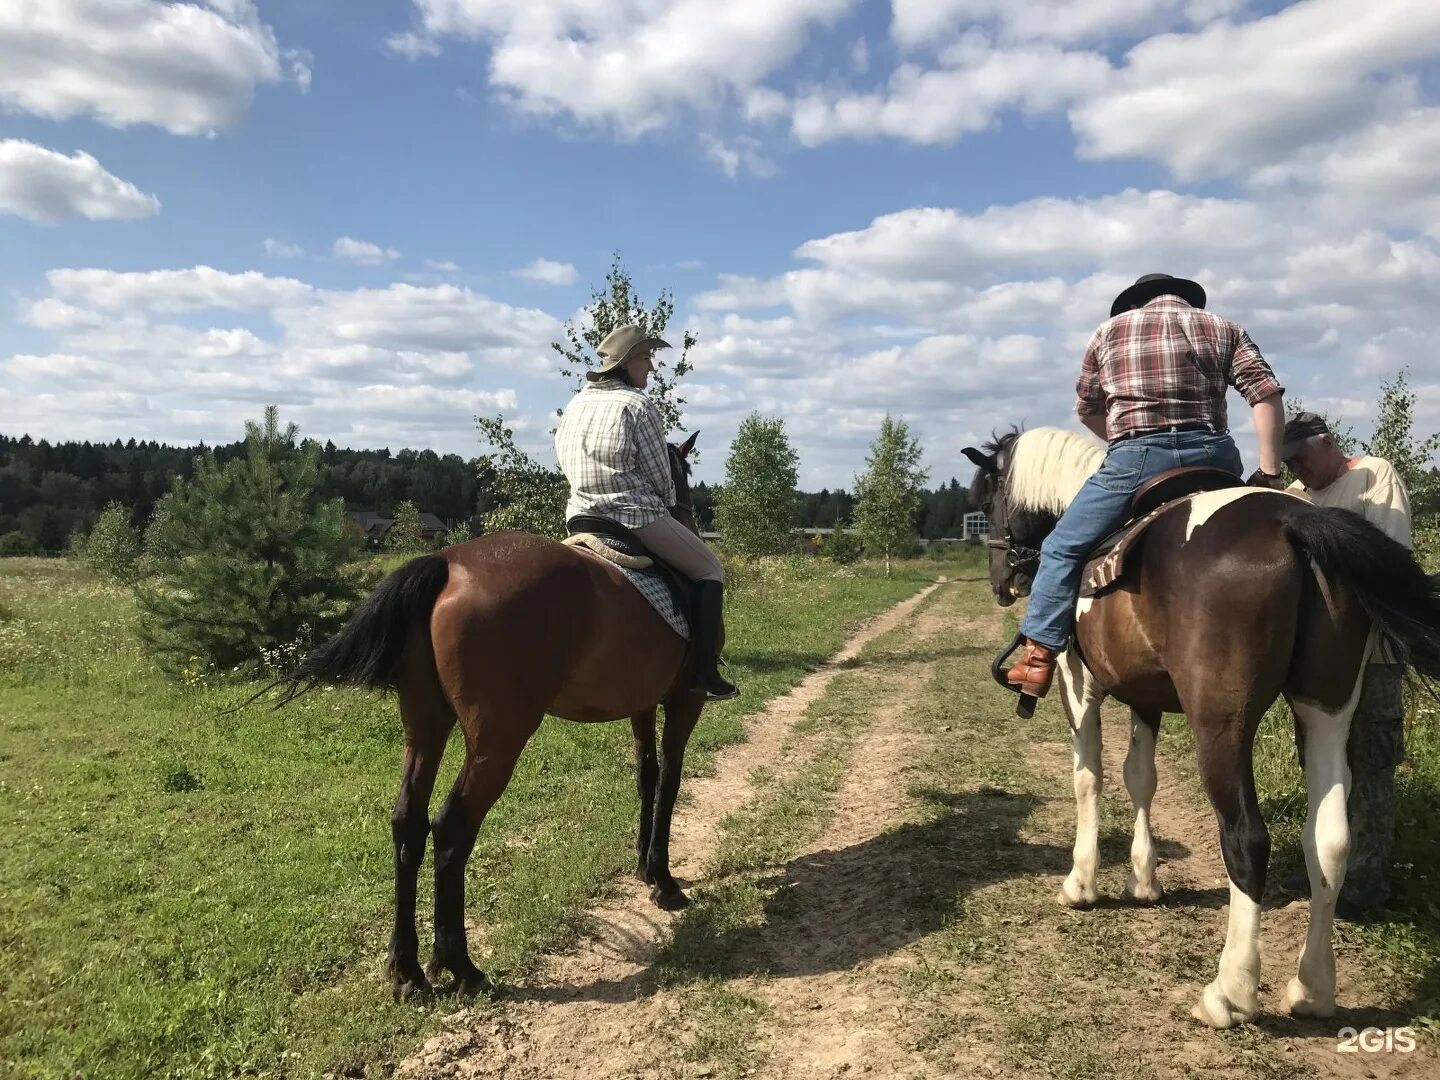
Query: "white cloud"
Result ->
[[0, 139, 160, 223], [701, 134, 778, 179], [889, 0, 1239, 48], [0, 0, 306, 136], [263, 238, 304, 258], [6, 267, 560, 456], [393, 0, 853, 136], [45, 266, 314, 312], [512, 258, 577, 285], [426, 258, 462, 272], [790, 35, 1110, 146], [1070, 0, 1440, 181], [333, 236, 401, 265]]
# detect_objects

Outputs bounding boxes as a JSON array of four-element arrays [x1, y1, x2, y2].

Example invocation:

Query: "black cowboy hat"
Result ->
[[1110, 273, 1207, 318]]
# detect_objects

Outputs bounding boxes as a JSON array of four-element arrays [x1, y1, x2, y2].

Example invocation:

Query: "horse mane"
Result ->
[[1005, 427, 1105, 515]]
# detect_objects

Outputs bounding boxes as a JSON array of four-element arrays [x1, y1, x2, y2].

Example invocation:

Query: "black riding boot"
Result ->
[[692, 580, 738, 700]]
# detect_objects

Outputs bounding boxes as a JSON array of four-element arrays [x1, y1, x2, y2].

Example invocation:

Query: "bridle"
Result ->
[[979, 460, 1041, 580], [987, 535, 1042, 580]]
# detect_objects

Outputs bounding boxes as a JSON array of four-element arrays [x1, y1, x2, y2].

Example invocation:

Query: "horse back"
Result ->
[[1076, 490, 1356, 710], [430, 532, 689, 722]]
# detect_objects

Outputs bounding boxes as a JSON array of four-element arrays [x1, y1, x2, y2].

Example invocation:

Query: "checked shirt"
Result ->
[[555, 379, 675, 529], [1076, 295, 1283, 439]]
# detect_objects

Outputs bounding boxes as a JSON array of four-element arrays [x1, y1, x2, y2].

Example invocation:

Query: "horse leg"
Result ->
[[385, 648, 455, 1000], [427, 713, 542, 995], [632, 708, 659, 884], [386, 726, 449, 999], [1122, 708, 1163, 904], [1187, 708, 1268, 1028], [1281, 673, 1365, 1018], [1057, 647, 1105, 909], [644, 692, 704, 910]]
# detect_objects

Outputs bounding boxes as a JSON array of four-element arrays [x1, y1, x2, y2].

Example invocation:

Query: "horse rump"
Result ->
[[263, 553, 450, 707], [1280, 504, 1440, 682]]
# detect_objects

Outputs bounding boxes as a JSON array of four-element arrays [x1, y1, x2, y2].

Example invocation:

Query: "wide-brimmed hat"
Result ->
[[1280, 411, 1332, 459], [1110, 273, 1207, 318], [588, 324, 671, 381]]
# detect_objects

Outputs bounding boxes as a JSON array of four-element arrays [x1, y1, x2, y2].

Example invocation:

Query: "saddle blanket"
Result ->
[[572, 534, 690, 641]]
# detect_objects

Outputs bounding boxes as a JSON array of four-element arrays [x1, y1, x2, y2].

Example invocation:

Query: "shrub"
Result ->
[[78, 502, 143, 583], [135, 407, 368, 680]]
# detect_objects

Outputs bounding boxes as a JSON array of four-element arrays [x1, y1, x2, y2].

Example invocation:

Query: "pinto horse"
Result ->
[[271, 432, 709, 999], [964, 427, 1440, 1028]]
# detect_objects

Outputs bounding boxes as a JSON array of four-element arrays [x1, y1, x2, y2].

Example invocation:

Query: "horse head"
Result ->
[[669, 430, 700, 535], [963, 428, 1051, 607]]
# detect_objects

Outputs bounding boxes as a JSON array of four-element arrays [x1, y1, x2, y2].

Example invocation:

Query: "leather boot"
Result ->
[[691, 580, 739, 700], [1006, 640, 1059, 698]]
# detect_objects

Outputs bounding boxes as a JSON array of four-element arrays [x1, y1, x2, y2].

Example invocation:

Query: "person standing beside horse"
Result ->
[[1006, 273, 1288, 698], [555, 324, 738, 700], [1282, 411, 1412, 918]]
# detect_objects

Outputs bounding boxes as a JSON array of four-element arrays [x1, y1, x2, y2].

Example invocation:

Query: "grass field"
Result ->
[[0, 551, 959, 1080]]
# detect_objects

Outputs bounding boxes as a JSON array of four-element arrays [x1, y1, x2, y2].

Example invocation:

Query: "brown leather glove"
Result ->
[[1246, 468, 1285, 489]]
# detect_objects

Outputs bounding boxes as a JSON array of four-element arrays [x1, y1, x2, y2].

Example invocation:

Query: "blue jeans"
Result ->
[[1020, 429, 1244, 651]]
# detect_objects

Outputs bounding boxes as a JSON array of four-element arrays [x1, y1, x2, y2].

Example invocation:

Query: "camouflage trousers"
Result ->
[[1295, 664, 1406, 908]]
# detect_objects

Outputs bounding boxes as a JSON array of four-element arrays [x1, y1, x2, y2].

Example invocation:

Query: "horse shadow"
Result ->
[[505, 786, 1069, 1005]]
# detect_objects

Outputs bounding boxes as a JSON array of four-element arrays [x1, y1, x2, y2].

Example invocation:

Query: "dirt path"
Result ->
[[396, 579, 1434, 1080]]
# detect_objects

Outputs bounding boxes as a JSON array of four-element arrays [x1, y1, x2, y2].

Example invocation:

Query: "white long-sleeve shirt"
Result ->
[[555, 379, 675, 528]]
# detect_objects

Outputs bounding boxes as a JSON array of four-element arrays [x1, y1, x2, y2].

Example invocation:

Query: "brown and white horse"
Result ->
[[269, 433, 709, 999], [965, 427, 1440, 1027]]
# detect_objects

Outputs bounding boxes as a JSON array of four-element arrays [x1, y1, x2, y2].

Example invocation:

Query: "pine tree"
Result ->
[[714, 413, 799, 556], [134, 406, 367, 680], [385, 500, 428, 554], [78, 502, 142, 583], [853, 415, 928, 576]]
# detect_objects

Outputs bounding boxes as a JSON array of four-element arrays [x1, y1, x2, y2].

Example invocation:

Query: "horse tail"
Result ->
[[1281, 505, 1440, 680], [258, 554, 451, 708]]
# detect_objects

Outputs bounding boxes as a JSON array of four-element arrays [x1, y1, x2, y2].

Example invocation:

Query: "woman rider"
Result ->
[[555, 324, 738, 701]]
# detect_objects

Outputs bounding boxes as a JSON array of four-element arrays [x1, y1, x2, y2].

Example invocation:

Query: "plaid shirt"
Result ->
[[1076, 296, 1283, 439], [555, 379, 675, 528]]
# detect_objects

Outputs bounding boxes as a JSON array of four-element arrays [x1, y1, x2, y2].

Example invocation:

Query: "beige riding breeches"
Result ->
[[635, 516, 724, 582]]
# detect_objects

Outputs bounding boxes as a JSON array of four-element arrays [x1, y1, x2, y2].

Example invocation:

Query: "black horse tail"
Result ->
[[1281, 505, 1440, 681], [244, 554, 451, 710]]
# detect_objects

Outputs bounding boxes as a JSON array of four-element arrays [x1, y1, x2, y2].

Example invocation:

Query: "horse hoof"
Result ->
[[1191, 981, 1258, 1029], [650, 884, 689, 911], [1058, 876, 1097, 909], [1281, 978, 1334, 1019], [454, 969, 495, 998], [387, 960, 433, 1002], [1125, 875, 1164, 905]]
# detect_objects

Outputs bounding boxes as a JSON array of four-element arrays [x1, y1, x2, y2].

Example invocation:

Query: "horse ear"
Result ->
[[678, 430, 699, 458], [962, 446, 996, 472]]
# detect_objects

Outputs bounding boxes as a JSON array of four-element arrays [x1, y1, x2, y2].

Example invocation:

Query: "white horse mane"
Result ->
[[1006, 427, 1105, 514]]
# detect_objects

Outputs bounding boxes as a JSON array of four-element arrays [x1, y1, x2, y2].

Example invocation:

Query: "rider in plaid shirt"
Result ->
[[556, 325, 738, 701], [1006, 274, 1287, 698]]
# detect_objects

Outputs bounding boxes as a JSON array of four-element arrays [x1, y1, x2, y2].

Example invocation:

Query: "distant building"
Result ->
[[346, 510, 452, 548]]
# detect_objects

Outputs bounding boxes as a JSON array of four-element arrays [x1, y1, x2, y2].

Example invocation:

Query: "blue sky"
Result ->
[[3, 0, 1438, 487]]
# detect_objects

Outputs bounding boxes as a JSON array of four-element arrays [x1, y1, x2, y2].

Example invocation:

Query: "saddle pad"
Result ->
[[563, 532, 653, 568], [1079, 499, 1188, 598], [583, 534, 689, 641]]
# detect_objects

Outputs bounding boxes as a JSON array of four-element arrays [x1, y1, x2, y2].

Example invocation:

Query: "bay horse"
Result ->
[[271, 432, 709, 999], [964, 427, 1440, 1028]]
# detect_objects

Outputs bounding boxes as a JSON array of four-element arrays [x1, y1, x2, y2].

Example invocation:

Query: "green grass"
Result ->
[[0, 554, 933, 1080]]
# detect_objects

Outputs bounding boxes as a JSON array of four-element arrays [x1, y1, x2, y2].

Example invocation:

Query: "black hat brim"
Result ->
[[1110, 277, 1207, 319]]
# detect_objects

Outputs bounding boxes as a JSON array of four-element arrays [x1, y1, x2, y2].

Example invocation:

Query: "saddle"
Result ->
[[1079, 467, 1245, 598], [564, 515, 694, 624]]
